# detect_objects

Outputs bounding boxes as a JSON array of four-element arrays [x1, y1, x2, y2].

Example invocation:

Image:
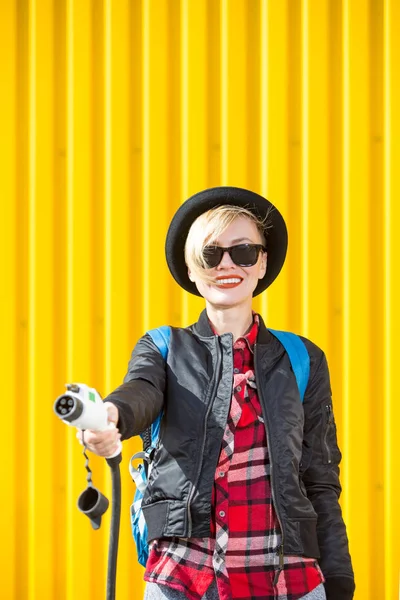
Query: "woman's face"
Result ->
[[188, 216, 267, 309]]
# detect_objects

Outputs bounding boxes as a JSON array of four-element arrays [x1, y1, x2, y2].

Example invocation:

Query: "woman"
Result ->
[[79, 187, 355, 600]]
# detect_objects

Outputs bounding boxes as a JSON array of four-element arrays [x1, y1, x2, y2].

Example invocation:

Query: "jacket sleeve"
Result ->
[[301, 347, 355, 600], [104, 333, 166, 440]]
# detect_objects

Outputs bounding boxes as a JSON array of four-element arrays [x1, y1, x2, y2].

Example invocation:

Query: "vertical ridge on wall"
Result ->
[[53, 0, 67, 594], [287, 0, 302, 331], [259, 0, 270, 322], [103, 2, 135, 596], [92, 3, 110, 590], [0, 1, 17, 598], [180, 0, 209, 325], [104, 0, 112, 394], [103, 0, 132, 393], [301, 0, 309, 336], [168, 0, 182, 327], [327, 0, 343, 437], [27, 1, 56, 598], [102, 0, 113, 588], [302, 0, 330, 349], [259, 0, 290, 325], [383, 1, 400, 597], [65, 1, 94, 598], [2, 1, 400, 599], [207, 0, 221, 189], [181, 0, 221, 326], [15, 2, 30, 598], [27, 2, 37, 592], [92, 0, 105, 397], [369, 1, 385, 593], [246, 1, 261, 195], [342, 1, 371, 596], [142, 0, 170, 332], [128, 0, 144, 348], [221, 0, 248, 186]]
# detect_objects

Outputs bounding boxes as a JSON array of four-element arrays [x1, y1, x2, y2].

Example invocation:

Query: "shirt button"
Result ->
[[236, 385, 242, 392], [219, 471, 225, 478], [234, 368, 240, 374], [219, 510, 226, 518]]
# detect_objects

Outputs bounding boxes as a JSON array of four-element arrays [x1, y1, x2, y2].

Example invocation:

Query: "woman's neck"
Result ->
[[206, 302, 254, 342]]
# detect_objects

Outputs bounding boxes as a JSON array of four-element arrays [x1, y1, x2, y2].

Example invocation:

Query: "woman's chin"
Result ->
[[203, 287, 248, 308]]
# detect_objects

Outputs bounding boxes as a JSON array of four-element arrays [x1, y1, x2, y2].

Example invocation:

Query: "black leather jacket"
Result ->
[[107, 310, 355, 599]]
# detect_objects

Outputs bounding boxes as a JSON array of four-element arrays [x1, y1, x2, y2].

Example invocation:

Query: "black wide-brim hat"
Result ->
[[165, 186, 288, 297]]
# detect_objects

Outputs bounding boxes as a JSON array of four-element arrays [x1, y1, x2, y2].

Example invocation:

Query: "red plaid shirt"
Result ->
[[144, 315, 324, 599]]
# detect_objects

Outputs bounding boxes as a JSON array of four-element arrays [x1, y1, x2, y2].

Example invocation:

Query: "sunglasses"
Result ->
[[202, 244, 266, 268]]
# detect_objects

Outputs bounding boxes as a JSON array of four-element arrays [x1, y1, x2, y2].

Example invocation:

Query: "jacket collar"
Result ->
[[194, 309, 216, 337], [193, 308, 277, 346], [192, 309, 285, 373]]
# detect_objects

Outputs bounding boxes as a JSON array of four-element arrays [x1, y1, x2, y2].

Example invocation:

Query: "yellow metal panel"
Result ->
[[65, 1, 96, 599], [128, 0, 145, 346], [103, 4, 140, 599], [0, 2, 17, 599], [369, 0, 385, 595], [259, 0, 290, 325], [180, 0, 209, 326], [221, 0, 249, 186], [27, 1, 56, 598], [342, 2, 371, 597], [2, 1, 400, 598], [13, 3, 30, 598], [301, 0, 330, 347], [326, 0, 344, 439], [207, 0, 221, 188], [142, 0, 170, 331], [384, 1, 400, 597], [103, 0, 132, 399], [286, 0, 303, 331], [53, 2, 68, 597]]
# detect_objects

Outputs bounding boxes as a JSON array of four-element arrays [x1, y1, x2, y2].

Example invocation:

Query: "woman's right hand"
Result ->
[[76, 402, 121, 457]]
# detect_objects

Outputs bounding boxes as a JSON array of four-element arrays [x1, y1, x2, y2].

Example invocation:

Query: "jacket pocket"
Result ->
[[299, 443, 312, 475], [299, 475, 308, 499], [320, 403, 341, 465]]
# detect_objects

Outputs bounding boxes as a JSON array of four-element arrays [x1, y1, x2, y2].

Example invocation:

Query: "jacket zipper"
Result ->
[[323, 404, 333, 464], [254, 344, 285, 586], [186, 336, 222, 536]]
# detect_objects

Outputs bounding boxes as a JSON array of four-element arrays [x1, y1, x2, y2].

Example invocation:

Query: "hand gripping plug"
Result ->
[[54, 383, 122, 528]]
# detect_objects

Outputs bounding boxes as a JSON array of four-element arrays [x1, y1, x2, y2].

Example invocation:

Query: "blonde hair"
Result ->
[[184, 204, 269, 285]]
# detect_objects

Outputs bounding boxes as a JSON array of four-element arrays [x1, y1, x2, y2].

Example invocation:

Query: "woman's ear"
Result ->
[[188, 267, 194, 282]]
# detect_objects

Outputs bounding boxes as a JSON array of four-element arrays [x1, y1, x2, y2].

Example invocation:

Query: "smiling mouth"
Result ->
[[214, 277, 243, 288]]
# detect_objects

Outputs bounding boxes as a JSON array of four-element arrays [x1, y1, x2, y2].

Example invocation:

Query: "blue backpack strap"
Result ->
[[130, 326, 171, 567], [144, 326, 171, 440], [267, 329, 310, 402], [147, 325, 171, 360]]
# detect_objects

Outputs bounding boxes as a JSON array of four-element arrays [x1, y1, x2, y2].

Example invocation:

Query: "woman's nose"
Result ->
[[217, 249, 235, 268]]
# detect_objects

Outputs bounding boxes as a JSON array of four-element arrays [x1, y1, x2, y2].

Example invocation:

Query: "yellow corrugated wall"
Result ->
[[1, 0, 399, 598]]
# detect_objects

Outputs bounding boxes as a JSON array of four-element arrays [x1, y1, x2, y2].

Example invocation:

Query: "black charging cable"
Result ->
[[106, 454, 122, 600], [77, 433, 122, 600]]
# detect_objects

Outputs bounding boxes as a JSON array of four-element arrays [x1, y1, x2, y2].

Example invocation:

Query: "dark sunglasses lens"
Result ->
[[203, 246, 223, 268], [231, 245, 259, 266]]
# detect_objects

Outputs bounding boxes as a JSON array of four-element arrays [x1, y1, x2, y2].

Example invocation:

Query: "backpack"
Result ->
[[129, 325, 310, 567]]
